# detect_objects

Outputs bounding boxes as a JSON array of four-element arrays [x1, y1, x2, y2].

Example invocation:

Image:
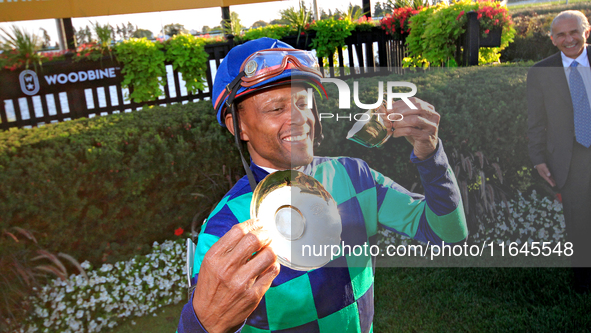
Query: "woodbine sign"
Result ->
[[1, 59, 122, 99], [0, 0, 280, 22]]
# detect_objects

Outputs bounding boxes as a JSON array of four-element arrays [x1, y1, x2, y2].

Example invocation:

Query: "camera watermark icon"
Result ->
[[306, 78, 417, 111]]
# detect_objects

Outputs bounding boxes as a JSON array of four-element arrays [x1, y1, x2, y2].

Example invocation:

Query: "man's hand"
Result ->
[[383, 97, 440, 160], [193, 219, 280, 333], [535, 163, 556, 187]]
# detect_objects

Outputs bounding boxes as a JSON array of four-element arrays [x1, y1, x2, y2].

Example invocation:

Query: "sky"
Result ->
[[0, 0, 366, 46]]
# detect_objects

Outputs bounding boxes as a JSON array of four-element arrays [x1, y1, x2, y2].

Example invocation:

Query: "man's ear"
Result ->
[[224, 112, 236, 136], [224, 112, 250, 141]]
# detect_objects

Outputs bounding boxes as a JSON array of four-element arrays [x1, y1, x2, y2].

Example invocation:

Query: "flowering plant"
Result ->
[[72, 42, 112, 62], [380, 7, 420, 39], [14, 239, 186, 333], [0, 25, 46, 71], [355, 15, 376, 32], [404, 0, 515, 67], [472, 190, 565, 245], [456, 2, 512, 37]]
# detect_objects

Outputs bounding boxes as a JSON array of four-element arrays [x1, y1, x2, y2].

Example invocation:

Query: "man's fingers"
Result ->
[[536, 164, 556, 187], [243, 246, 278, 278], [252, 260, 281, 292], [392, 120, 438, 139], [388, 98, 436, 116], [231, 227, 273, 264], [392, 114, 437, 130]]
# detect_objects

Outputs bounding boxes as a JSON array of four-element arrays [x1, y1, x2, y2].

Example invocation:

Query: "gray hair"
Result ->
[[550, 10, 591, 37]]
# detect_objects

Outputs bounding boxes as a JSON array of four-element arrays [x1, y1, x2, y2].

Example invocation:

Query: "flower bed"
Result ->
[[16, 240, 186, 333]]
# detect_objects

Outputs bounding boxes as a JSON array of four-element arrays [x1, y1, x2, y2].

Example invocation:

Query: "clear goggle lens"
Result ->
[[240, 49, 322, 87]]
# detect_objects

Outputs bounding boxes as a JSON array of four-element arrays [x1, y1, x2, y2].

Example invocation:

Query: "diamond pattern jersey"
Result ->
[[178, 142, 467, 333]]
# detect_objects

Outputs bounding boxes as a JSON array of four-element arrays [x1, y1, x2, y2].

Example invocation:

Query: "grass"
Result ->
[[110, 302, 184, 333], [374, 267, 591, 332], [113, 267, 590, 332]]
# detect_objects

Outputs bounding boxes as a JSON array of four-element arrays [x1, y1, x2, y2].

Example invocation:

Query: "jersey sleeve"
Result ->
[[373, 140, 468, 244], [177, 188, 252, 333]]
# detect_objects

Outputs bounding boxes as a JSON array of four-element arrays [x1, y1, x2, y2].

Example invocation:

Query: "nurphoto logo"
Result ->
[[305, 78, 417, 121]]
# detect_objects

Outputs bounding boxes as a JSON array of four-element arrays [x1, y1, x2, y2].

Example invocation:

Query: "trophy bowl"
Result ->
[[346, 105, 404, 148], [250, 170, 342, 271]]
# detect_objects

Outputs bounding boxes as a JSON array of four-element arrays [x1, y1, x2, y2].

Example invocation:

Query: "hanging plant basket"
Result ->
[[479, 26, 502, 47]]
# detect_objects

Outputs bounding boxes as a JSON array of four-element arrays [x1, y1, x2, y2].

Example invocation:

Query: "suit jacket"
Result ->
[[526, 46, 591, 189]]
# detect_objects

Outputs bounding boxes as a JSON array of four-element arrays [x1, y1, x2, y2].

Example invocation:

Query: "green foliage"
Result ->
[[404, 5, 437, 67], [404, 0, 516, 67], [72, 22, 115, 63], [344, 4, 367, 21], [0, 102, 243, 268], [280, 0, 312, 35], [114, 38, 166, 102], [388, 0, 429, 10], [241, 25, 295, 42], [92, 21, 113, 49], [0, 227, 84, 331], [164, 34, 208, 94], [222, 12, 243, 36], [309, 18, 356, 59], [163, 23, 188, 37], [252, 20, 268, 29], [0, 25, 43, 70], [132, 29, 155, 40]]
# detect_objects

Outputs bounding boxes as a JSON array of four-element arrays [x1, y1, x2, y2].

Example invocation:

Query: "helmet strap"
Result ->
[[230, 103, 257, 192]]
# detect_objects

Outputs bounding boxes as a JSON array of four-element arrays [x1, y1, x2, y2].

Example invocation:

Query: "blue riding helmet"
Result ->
[[212, 37, 325, 128]]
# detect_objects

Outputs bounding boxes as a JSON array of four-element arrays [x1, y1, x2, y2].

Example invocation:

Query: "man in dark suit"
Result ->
[[527, 10, 591, 293]]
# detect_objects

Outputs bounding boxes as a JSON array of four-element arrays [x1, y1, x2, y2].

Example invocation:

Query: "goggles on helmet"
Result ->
[[240, 48, 322, 87], [214, 48, 324, 115]]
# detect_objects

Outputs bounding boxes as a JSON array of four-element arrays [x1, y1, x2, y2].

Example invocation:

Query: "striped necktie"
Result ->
[[569, 60, 591, 148]]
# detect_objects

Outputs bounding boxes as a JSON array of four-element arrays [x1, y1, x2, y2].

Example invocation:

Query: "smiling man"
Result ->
[[527, 10, 591, 293], [177, 38, 467, 333]]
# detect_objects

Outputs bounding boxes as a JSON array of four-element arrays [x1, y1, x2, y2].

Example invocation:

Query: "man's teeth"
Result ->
[[284, 134, 308, 142]]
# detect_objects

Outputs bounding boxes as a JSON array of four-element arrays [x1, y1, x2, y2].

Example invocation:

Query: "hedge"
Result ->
[[0, 102, 243, 265]]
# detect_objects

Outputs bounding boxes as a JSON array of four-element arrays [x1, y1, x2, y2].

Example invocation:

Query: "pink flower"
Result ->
[[456, 11, 465, 21]]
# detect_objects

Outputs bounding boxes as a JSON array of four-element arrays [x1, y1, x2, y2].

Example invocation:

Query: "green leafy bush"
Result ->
[[309, 18, 356, 59], [241, 25, 295, 42], [164, 34, 209, 94], [0, 102, 243, 267], [114, 38, 167, 103], [404, 0, 515, 67]]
